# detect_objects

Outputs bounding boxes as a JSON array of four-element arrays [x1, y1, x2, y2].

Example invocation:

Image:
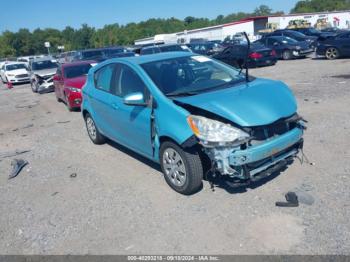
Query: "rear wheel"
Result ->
[[84, 113, 106, 145], [160, 141, 203, 195], [282, 50, 292, 60], [325, 47, 339, 60]]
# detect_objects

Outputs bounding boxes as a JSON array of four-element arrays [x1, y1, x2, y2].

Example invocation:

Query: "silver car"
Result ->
[[29, 57, 58, 93]]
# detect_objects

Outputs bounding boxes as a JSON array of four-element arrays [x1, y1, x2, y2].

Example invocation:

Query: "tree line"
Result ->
[[1, 0, 350, 58]]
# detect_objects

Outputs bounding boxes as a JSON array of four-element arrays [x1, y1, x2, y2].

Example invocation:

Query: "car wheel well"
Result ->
[[82, 110, 90, 119], [159, 136, 180, 147]]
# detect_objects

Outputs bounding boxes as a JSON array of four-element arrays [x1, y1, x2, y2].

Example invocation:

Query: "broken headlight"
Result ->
[[187, 115, 250, 145]]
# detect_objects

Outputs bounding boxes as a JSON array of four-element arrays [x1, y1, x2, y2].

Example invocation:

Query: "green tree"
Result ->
[[292, 0, 350, 13]]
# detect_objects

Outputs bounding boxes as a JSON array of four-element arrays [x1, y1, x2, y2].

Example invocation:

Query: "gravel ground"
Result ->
[[0, 57, 349, 255]]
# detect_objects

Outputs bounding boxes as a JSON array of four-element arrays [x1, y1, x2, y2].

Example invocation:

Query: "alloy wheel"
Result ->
[[326, 48, 339, 60], [162, 148, 187, 187], [86, 117, 97, 140]]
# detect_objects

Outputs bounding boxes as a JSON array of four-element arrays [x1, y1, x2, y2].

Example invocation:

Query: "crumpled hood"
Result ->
[[174, 78, 297, 127], [34, 68, 57, 77]]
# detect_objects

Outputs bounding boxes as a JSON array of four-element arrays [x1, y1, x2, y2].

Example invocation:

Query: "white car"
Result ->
[[0, 62, 30, 84]]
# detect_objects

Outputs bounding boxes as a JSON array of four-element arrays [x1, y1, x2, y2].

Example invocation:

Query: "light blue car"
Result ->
[[81, 52, 306, 195]]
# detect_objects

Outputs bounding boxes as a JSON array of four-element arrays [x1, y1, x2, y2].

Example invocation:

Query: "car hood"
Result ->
[[6, 69, 28, 75], [33, 68, 57, 77], [174, 78, 297, 127], [64, 75, 87, 88]]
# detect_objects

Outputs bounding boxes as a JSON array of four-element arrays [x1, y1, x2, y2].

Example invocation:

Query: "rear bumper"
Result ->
[[248, 57, 277, 67]]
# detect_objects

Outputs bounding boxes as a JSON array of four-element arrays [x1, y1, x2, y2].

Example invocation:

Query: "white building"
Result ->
[[135, 10, 350, 45], [269, 10, 350, 30]]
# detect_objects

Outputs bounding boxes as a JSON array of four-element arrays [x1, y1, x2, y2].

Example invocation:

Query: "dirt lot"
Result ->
[[0, 57, 349, 255]]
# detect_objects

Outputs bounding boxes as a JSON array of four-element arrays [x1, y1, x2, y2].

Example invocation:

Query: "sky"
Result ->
[[1, 0, 299, 32]]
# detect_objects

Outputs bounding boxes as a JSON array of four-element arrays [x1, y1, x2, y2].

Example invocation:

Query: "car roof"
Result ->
[[106, 51, 193, 65], [5, 61, 26, 65], [61, 60, 96, 68], [32, 57, 54, 62]]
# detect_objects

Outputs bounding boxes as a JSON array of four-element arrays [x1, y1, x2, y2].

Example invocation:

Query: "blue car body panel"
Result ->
[[82, 52, 303, 176]]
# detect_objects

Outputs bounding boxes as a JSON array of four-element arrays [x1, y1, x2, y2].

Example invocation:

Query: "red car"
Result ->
[[53, 61, 95, 111]]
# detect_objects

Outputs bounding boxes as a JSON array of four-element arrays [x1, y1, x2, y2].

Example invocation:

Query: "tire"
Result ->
[[160, 141, 203, 195], [84, 113, 106, 145], [325, 47, 339, 60], [282, 50, 292, 60], [31, 81, 38, 93]]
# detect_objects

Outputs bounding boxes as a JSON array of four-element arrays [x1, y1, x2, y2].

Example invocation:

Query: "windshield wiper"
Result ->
[[166, 91, 199, 97]]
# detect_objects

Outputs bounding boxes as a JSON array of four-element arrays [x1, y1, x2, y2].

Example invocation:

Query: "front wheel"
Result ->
[[282, 50, 292, 60], [31, 81, 38, 93], [160, 141, 203, 195], [325, 47, 339, 60], [84, 113, 106, 145]]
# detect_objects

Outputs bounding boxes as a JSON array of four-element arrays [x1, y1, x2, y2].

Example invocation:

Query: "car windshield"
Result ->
[[142, 55, 246, 97], [160, 45, 189, 52], [308, 28, 321, 34], [288, 31, 306, 37], [32, 60, 58, 70], [64, 64, 92, 79], [6, 64, 27, 71], [107, 48, 125, 55], [82, 50, 104, 59]]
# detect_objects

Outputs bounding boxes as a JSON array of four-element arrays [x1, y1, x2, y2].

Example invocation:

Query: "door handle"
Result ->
[[111, 103, 119, 110]]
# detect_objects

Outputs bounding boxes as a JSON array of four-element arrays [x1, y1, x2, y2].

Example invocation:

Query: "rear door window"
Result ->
[[94, 64, 116, 92]]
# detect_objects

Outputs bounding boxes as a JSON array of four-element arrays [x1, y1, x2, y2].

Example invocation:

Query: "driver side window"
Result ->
[[117, 65, 149, 100]]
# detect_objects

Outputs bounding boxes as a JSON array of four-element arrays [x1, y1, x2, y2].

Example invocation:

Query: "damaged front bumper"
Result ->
[[203, 127, 304, 181], [36, 75, 54, 93]]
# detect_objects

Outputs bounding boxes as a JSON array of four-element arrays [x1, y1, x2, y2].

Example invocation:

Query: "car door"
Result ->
[[90, 63, 120, 139], [336, 33, 350, 56], [108, 63, 153, 157]]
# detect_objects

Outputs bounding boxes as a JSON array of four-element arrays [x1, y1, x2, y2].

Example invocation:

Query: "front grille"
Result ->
[[245, 114, 300, 146], [16, 74, 29, 78], [42, 75, 53, 80]]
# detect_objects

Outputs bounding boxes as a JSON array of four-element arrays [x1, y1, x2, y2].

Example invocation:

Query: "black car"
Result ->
[[73, 47, 132, 62], [265, 29, 318, 49], [316, 31, 350, 59], [290, 28, 336, 39], [212, 43, 278, 68], [187, 42, 224, 56], [256, 36, 314, 60], [139, 44, 191, 55]]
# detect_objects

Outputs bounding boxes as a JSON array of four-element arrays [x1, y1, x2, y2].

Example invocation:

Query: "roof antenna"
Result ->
[[243, 32, 250, 82]]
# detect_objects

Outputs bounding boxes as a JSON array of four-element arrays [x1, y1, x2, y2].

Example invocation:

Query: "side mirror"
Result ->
[[123, 92, 147, 106]]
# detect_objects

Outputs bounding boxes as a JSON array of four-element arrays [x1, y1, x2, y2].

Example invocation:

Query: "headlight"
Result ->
[[7, 74, 14, 76], [67, 87, 81, 93], [187, 115, 250, 145]]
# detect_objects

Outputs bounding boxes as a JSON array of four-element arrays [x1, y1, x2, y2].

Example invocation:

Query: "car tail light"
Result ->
[[249, 52, 263, 59], [271, 50, 277, 56]]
